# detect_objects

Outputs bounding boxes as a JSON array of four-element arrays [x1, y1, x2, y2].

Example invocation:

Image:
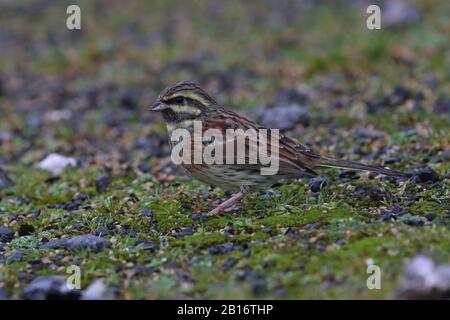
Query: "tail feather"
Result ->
[[317, 157, 406, 177]]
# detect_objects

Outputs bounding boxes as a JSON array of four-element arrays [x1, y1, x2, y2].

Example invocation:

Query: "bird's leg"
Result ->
[[206, 187, 249, 217]]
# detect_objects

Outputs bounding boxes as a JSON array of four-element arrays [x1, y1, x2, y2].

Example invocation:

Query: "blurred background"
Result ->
[[0, 0, 449, 299]]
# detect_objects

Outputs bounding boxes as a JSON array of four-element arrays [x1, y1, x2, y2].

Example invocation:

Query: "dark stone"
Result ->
[[384, 156, 400, 164], [354, 184, 389, 202], [432, 98, 450, 115], [425, 213, 437, 221], [0, 226, 14, 243], [222, 258, 238, 272], [0, 287, 7, 300], [120, 91, 138, 109], [95, 176, 111, 193], [65, 234, 110, 250], [250, 275, 267, 296], [54, 200, 83, 212], [208, 242, 236, 255], [95, 229, 109, 237], [139, 209, 153, 217], [308, 175, 329, 193], [134, 241, 159, 253], [21, 276, 81, 300], [275, 288, 288, 297], [171, 228, 195, 238], [257, 104, 309, 130], [378, 207, 405, 222], [7, 250, 25, 264], [18, 224, 35, 236], [411, 168, 440, 183], [189, 213, 208, 222], [338, 170, 360, 181], [39, 239, 67, 250], [0, 169, 14, 190], [261, 227, 272, 234], [40, 235, 109, 251], [401, 214, 425, 226], [30, 209, 41, 218], [137, 162, 150, 173], [27, 258, 43, 265]]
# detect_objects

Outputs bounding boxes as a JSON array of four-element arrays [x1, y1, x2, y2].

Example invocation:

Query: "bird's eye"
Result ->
[[174, 97, 185, 104]]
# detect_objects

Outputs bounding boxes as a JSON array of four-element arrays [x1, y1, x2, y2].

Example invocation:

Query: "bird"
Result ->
[[151, 81, 406, 216]]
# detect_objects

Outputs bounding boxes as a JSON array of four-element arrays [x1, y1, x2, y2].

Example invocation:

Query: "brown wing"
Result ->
[[203, 108, 319, 177]]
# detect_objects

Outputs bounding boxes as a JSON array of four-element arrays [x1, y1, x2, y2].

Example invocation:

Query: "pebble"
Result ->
[[338, 170, 360, 181], [81, 280, 113, 300], [18, 223, 35, 236], [411, 168, 440, 183], [65, 234, 110, 250], [171, 228, 195, 238], [139, 209, 153, 217], [37, 153, 77, 175], [0, 226, 14, 243], [95, 176, 111, 193], [39, 234, 110, 251], [208, 242, 236, 255], [397, 255, 450, 299], [0, 169, 14, 190], [257, 104, 309, 130], [308, 175, 329, 193], [222, 258, 238, 272], [7, 250, 25, 264], [134, 241, 159, 253], [21, 276, 80, 300]]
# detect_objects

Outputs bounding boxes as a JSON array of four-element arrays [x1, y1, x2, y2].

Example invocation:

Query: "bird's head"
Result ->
[[151, 81, 218, 123]]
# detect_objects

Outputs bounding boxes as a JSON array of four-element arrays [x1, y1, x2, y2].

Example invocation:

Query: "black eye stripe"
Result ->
[[166, 96, 206, 109]]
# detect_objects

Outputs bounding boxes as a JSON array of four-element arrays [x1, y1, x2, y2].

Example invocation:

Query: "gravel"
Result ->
[[21, 276, 81, 300], [39, 234, 110, 251], [0, 226, 14, 243]]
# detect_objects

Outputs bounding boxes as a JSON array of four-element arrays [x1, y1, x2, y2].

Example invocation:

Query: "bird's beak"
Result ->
[[150, 99, 169, 112]]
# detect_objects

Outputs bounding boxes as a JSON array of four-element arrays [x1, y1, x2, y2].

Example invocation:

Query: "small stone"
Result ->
[[222, 258, 238, 272], [384, 156, 400, 164], [257, 104, 309, 130], [7, 250, 25, 264], [411, 168, 440, 183], [120, 91, 138, 109], [308, 175, 329, 193], [139, 209, 153, 217], [189, 213, 208, 222], [171, 228, 195, 238], [0, 226, 14, 243], [95, 176, 111, 193], [65, 234, 110, 251], [0, 287, 7, 300], [338, 170, 360, 181], [0, 169, 14, 190], [21, 276, 80, 300], [250, 276, 267, 296], [30, 209, 41, 218], [37, 153, 77, 175], [425, 213, 437, 221], [261, 227, 272, 234], [95, 229, 109, 237], [81, 280, 113, 300], [18, 224, 35, 237], [135, 241, 159, 253], [137, 162, 150, 173], [397, 255, 450, 299]]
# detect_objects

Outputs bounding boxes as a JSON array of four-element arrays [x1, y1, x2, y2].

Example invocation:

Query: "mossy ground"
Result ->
[[0, 0, 449, 299]]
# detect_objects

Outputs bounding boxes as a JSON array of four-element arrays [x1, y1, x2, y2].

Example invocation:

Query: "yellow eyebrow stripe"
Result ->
[[163, 91, 210, 106], [170, 105, 202, 114]]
